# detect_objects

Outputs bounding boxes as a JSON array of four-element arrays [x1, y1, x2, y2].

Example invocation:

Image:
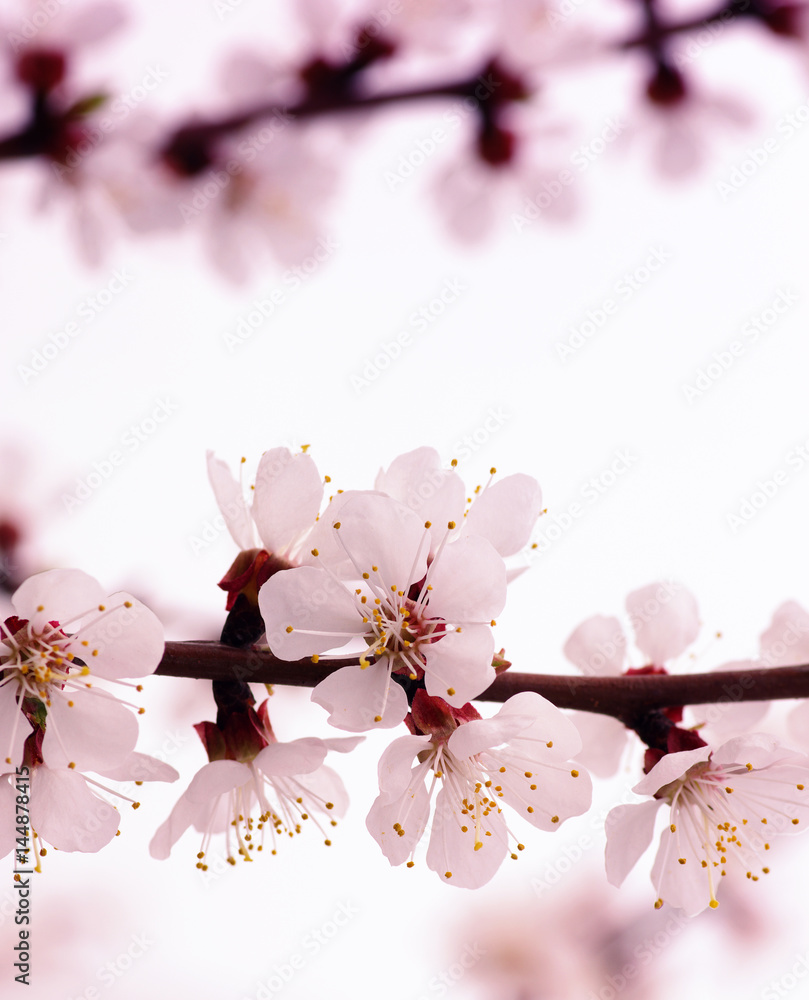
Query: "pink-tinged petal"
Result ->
[[426, 536, 507, 621], [69, 594, 164, 679], [321, 736, 365, 754], [254, 737, 330, 777], [337, 494, 428, 590], [206, 451, 255, 550], [311, 662, 408, 732], [95, 752, 178, 783], [565, 710, 628, 779], [292, 764, 352, 819], [760, 601, 809, 667], [788, 701, 809, 751], [563, 615, 627, 676], [688, 660, 768, 740], [251, 448, 323, 555], [367, 777, 431, 865], [711, 733, 802, 770], [150, 789, 209, 860], [185, 760, 250, 803], [375, 448, 465, 547], [299, 490, 383, 575], [42, 688, 138, 772], [57, 2, 128, 46], [492, 749, 592, 830], [604, 799, 663, 886], [0, 779, 16, 858], [447, 699, 539, 761], [376, 734, 432, 801], [12, 569, 104, 629], [464, 474, 542, 557], [649, 819, 712, 916], [424, 624, 495, 708], [0, 684, 32, 768], [496, 691, 585, 760], [426, 786, 508, 888], [30, 767, 119, 853], [634, 746, 712, 796], [259, 567, 359, 658], [626, 582, 700, 665]]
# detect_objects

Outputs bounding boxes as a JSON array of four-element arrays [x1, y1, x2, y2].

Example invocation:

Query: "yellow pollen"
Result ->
[[551, 816, 559, 823], [67, 700, 74, 707], [98, 604, 105, 611], [527, 806, 534, 814], [489, 467, 496, 475], [124, 601, 132, 608], [570, 770, 579, 778], [725, 787, 734, 793], [670, 824, 676, 832], [709, 900, 719, 909], [311, 548, 319, 557], [793, 818, 800, 825], [406, 861, 414, 868], [333, 522, 341, 529], [424, 520, 431, 528], [68, 762, 76, 769], [446, 688, 455, 696], [444, 872, 452, 879], [547, 741, 553, 748], [374, 715, 382, 723], [36, 605, 44, 612], [798, 784, 805, 790], [746, 762, 753, 770], [285, 625, 293, 633], [654, 899, 663, 910], [678, 858, 686, 865], [311, 654, 320, 663], [447, 521, 456, 530]]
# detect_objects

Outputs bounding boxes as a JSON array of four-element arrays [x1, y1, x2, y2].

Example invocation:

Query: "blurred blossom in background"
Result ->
[[4, 0, 809, 995]]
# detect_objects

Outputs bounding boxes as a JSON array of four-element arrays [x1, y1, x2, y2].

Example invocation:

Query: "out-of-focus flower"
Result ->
[[0, 568, 164, 771], [760, 600, 809, 748], [366, 689, 591, 887], [563, 580, 701, 777], [605, 733, 809, 915], [260, 492, 507, 730], [149, 696, 361, 867]]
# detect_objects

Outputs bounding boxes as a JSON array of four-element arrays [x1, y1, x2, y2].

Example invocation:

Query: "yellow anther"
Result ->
[[570, 770, 579, 778], [286, 625, 294, 633], [311, 548, 319, 557], [447, 521, 456, 530], [489, 467, 496, 475], [446, 687, 455, 696], [551, 815, 559, 823], [124, 601, 132, 608], [654, 899, 663, 909], [311, 654, 320, 663], [678, 858, 686, 865], [98, 604, 106, 611], [333, 522, 341, 529]]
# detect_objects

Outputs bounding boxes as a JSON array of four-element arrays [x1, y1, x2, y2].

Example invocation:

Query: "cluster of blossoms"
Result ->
[[0, 568, 177, 861], [2, 0, 809, 274]]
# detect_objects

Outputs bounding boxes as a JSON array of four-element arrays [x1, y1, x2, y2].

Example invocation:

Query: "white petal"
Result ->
[[604, 799, 663, 886], [367, 777, 431, 865], [259, 567, 359, 658], [634, 746, 712, 796], [375, 447, 465, 546], [251, 447, 323, 555], [42, 688, 138, 772], [425, 536, 506, 621], [0, 684, 32, 769], [69, 594, 164, 679], [711, 733, 801, 770], [311, 662, 408, 732], [464, 474, 542, 556], [426, 786, 508, 888], [30, 766, 119, 853], [206, 451, 255, 550], [376, 734, 432, 801], [291, 764, 352, 819], [626, 582, 700, 665], [12, 569, 105, 629], [95, 752, 179, 783], [649, 818, 712, 916], [185, 760, 250, 803], [424, 624, 495, 707], [254, 737, 329, 777], [492, 749, 592, 830], [565, 710, 628, 778], [563, 615, 627, 676], [150, 789, 209, 860], [760, 601, 809, 667], [336, 494, 428, 590]]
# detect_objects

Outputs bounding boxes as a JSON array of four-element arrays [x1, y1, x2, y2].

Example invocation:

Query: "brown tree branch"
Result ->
[[156, 641, 809, 723]]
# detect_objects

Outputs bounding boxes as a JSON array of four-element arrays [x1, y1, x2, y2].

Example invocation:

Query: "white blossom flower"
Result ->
[[0, 569, 163, 772], [260, 492, 507, 730], [366, 690, 592, 887], [605, 734, 809, 915], [150, 733, 361, 867]]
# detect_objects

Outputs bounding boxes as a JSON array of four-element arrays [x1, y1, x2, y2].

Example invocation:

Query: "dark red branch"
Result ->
[[157, 642, 809, 723]]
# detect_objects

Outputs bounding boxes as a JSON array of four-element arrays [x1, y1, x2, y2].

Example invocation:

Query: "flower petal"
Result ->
[[425, 536, 506, 621], [96, 752, 179, 783], [206, 451, 256, 550], [0, 684, 32, 769], [12, 569, 105, 629], [760, 601, 809, 667], [604, 799, 663, 887], [260, 566, 359, 658], [634, 745, 712, 796], [336, 494, 428, 591], [42, 688, 139, 772], [254, 737, 330, 777], [426, 785, 508, 888], [687, 660, 769, 741], [424, 624, 495, 708], [30, 766, 119, 853], [367, 775, 431, 865], [376, 734, 432, 801], [563, 615, 627, 676], [564, 710, 628, 779], [375, 447, 465, 549], [251, 447, 323, 555], [626, 582, 699, 665], [464, 474, 542, 557], [69, 594, 164, 679], [311, 662, 409, 732], [0, 778, 16, 859]]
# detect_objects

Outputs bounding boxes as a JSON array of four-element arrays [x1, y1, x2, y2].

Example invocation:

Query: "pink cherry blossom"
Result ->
[[259, 492, 507, 730], [366, 690, 592, 887], [150, 734, 361, 867], [0, 569, 164, 772], [760, 600, 809, 749], [605, 734, 809, 915]]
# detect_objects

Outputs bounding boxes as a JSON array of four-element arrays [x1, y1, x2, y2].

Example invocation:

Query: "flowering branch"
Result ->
[[156, 641, 809, 720]]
